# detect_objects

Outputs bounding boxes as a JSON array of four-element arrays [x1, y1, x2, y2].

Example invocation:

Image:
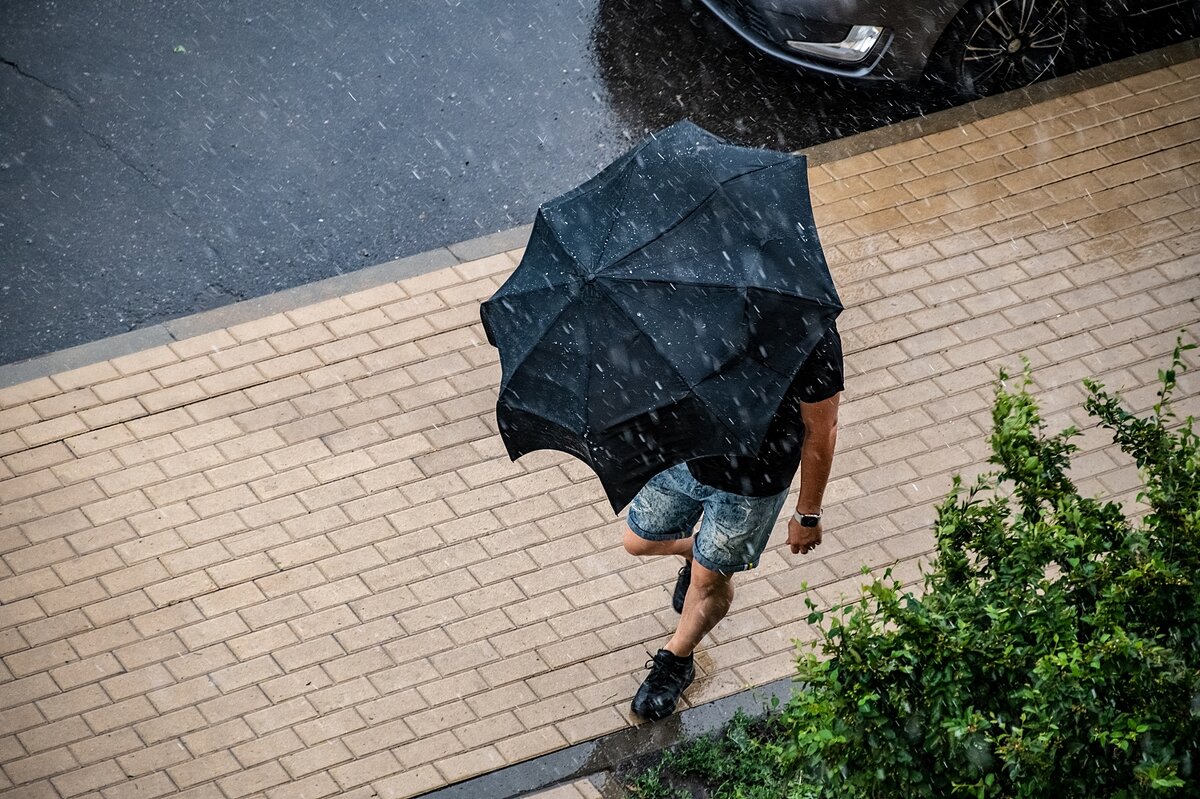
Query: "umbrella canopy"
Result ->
[[481, 120, 841, 512]]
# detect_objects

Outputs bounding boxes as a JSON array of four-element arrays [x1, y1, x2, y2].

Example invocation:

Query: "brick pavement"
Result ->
[[1, 57, 1199, 799]]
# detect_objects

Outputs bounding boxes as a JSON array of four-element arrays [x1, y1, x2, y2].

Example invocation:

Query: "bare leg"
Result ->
[[664, 560, 732, 657], [625, 527, 718, 720], [622, 526, 693, 560]]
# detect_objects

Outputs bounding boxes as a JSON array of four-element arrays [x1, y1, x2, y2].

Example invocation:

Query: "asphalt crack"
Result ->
[[1, 53, 191, 225], [0, 53, 73, 98], [2, 51, 232, 334]]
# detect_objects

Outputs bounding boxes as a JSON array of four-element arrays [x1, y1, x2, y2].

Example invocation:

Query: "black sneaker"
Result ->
[[672, 562, 691, 614], [631, 649, 695, 720]]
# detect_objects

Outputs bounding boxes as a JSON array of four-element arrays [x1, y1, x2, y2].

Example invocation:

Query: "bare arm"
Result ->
[[787, 392, 840, 555]]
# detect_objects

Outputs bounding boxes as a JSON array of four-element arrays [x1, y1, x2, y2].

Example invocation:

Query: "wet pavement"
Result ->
[[0, 42, 1197, 798], [419, 676, 793, 797], [2, 1, 1196, 365], [0, 1, 622, 363]]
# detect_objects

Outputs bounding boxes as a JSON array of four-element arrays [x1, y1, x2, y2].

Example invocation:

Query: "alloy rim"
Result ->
[[961, 0, 1069, 92]]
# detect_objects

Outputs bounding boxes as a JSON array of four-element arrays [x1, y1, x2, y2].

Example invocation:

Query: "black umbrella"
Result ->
[[480, 121, 841, 512]]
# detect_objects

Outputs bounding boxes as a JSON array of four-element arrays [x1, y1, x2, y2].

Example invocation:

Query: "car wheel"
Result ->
[[928, 0, 1076, 98]]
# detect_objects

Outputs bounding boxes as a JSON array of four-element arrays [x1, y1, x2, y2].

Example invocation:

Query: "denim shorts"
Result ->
[[626, 464, 790, 575]]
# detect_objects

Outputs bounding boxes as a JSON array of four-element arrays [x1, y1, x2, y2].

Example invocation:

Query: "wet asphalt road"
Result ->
[[0, 0, 1194, 365]]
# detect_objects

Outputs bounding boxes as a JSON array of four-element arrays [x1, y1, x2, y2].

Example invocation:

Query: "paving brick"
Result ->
[[24, 579, 99, 621], [219, 761, 292, 798], [288, 602, 359, 640], [48, 758, 128, 791], [98, 771, 177, 799], [255, 349, 323, 383], [16, 716, 91, 755], [129, 563, 209, 606], [124, 506, 196, 544], [223, 625, 297, 668], [329, 750, 403, 790], [65, 614, 142, 660], [297, 475, 368, 512], [311, 330, 378, 364], [487, 728, 571, 774], [39, 451, 111, 493], [116, 739, 192, 777], [152, 451, 218, 488], [340, 486, 409, 521], [83, 371, 156, 406], [140, 380, 208, 413], [384, 729, 463, 772], [186, 393, 255, 426], [292, 706, 369, 749], [22, 476, 99, 523], [555, 567, 629, 609], [233, 499, 304, 534], [299, 363, 367, 400], [46, 650, 124, 692], [0, 701, 45, 743], [46, 597, 138, 645], [153, 541, 227, 579], [167, 750, 242, 789], [4, 444, 75, 485], [264, 772, 341, 799], [234, 688, 314, 735], [211, 524, 284, 561], [0, 412, 44, 453], [3, 540, 75, 582], [0, 377, 63, 411], [307, 676, 380, 717], [120, 705, 191, 749], [195, 686, 270, 728], [267, 322, 335, 357], [206, 554, 277, 589], [148, 352, 219, 386], [83, 695, 158, 734]]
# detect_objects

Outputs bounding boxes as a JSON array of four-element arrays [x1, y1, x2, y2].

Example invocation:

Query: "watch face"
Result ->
[[800, 516, 819, 528]]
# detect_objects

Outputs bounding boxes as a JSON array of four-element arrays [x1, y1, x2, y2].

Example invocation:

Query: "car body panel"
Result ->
[[697, 0, 1195, 83], [697, 0, 969, 81]]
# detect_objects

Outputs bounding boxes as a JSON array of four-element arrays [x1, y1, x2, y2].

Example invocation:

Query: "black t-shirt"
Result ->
[[687, 325, 843, 497]]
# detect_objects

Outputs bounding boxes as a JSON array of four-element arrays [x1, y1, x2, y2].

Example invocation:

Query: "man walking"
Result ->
[[621, 324, 843, 720]]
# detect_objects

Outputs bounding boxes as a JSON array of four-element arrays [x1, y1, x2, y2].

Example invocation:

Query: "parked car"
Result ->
[[695, 0, 1198, 96]]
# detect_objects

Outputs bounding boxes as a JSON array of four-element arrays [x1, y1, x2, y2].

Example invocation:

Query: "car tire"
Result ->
[[926, 0, 1080, 98]]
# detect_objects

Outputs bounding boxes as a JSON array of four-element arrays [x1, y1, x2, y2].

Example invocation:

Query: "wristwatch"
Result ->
[[793, 511, 822, 528]]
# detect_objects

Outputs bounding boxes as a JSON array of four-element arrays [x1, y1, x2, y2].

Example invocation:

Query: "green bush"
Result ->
[[627, 339, 1199, 798]]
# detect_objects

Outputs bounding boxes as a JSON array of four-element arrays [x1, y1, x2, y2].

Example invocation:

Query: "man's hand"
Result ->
[[787, 515, 822, 555]]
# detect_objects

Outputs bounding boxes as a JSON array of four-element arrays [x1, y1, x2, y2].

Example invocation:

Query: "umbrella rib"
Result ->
[[599, 242, 735, 286], [593, 284, 742, 442], [598, 159, 793, 273], [591, 157, 640, 272], [496, 293, 578, 395], [603, 273, 841, 307], [602, 279, 838, 384], [538, 222, 584, 284], [496, 279, 576, 303]]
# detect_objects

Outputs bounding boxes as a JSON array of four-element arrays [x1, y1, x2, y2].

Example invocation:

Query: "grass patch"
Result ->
[[619, 708, 794, 799]]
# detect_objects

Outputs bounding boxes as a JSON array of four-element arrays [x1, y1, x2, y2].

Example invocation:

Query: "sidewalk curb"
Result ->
[[2, 38, 1196, 391], [415, 676, 796, 799]]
